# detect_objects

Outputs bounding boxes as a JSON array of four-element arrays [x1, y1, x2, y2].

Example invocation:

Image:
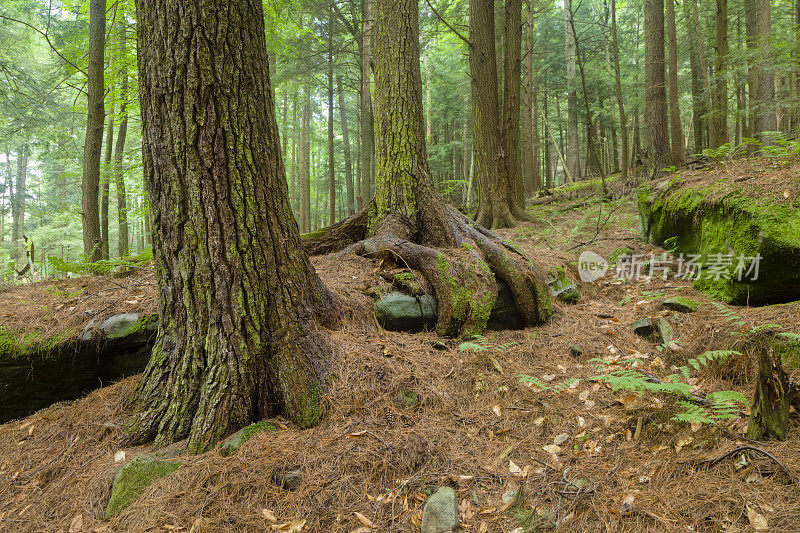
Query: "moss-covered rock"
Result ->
[[639, 179, 800, 304], [660, 296, 700, 313], [105, 455, 181, 519], [375, 292, 438, 332], [546, 266, 581, 304], [219, 421, 276, 457]]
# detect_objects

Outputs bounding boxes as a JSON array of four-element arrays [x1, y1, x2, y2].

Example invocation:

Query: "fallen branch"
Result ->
[[697, 445, 793, 482]]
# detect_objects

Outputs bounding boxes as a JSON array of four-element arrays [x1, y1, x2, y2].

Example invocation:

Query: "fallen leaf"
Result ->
[[261, 509, 277, 522], [577, 416, 586, 428], [674, 435, 693, 453], [533, 417, 545, 426], [270, 520, 306, 532], [69, 514, 83, 533], [542, 444, 561, 455], [353, 512, 372, 528], [114, 451, 126, 462], [784, 190, 790, 199], [553, 433, 569, 445], [619, 494, 635, 514], [491, 404, 502, 417], [542, 374, 556, 382], [746, 504, 768, 531]]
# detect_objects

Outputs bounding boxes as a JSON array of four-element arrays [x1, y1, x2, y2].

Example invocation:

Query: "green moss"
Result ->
[[434, 251, 495, 337], [295, 384, 322, 429], [660, 296, 700, 312], [105, 455, 181, 519], [219, 421, 277, 456]]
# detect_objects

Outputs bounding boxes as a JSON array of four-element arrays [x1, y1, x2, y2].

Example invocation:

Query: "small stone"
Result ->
[[432, 340, 448, 350], [105, 455, 181, 519], [632, 318, 655, 337], [656, 317, 673, 343], [569, 344, 583, 358], [660, 296, 700, 313], [421, 487, 458, 533], [282, 470, 302, 491]]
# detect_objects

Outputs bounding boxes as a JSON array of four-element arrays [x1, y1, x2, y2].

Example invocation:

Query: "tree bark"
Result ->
[[128, 0, 337, 452], [101, 101, 114, 259], [114, 21, 130, 258], [328, 9, 336, 227], [523, 3, 540, 196], [644, 0, 670, 172], [337, 76, 355, 216], [745, 0, 776, 139], [360, 0, 374, 209], [81, 0, 105, 263], [711, 0, 729, 147], [300, 86, 312, 233], [611, 0, 629, 180], [666, 0, 685, 165], [564, 0, 581, 183], [502, 0, 524, 203], [12, 148, 27, 266]]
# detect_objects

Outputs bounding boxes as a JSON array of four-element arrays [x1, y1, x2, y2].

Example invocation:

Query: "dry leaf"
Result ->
[[619, 494, 635, 514], [114, 451, 126, 462], [69, 514, 83, 533], [784, 190, 790, 199], [353, 512, 373, 528], [533, 417, 545, 426], [542, 374, 556, 382], [270, 520, 306, 532], [491, 404, 502, 417], [347, 430, 367, 438], [542, 444, 561, 455], [746, 504, 768, 531], [261, 509, 277, 522], [674, 435, 693, 452], [553, 433, 569, 445]]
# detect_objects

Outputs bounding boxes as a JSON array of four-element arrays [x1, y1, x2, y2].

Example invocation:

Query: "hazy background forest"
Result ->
[[0, 0, 795, 277]]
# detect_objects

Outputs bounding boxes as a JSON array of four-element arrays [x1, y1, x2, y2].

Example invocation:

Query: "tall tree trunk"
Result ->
[[684, 0, 705, 151], [128, 0, 337, 453], [644, 0, 670, 172], [564, 0, 581, 182], [328, 11, 336, 227], [12, 148, 27, 266], [746, 0, 776, 139], [101, 100, 114, 259], [689, 0, 713, 148], [712, 0, 729, 147], [611, 0, 629, 179], [82, 0, 105, 263], [300, 86, 312, 233], [470, 0, 527, 228], [337, 77, 355, 216], [523, 3, 540, 195], [114, 15, 130, 258], [666, 0, 685, 165], [360, 0, 374, 209], [502, 0, 524, 204], [291, 91, 298, 215]]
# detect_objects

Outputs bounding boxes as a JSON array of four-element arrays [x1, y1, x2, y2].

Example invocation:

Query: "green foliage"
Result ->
[[47, 248, 152, 275], [458, 335, 518, 353]]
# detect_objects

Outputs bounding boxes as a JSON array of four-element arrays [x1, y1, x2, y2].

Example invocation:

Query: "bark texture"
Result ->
[[666, 0, 685, 165], [128, 0, 337, 452], [644, 0, 670, 172]]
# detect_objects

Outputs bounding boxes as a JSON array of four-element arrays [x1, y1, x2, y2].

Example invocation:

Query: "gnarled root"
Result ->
[[306, 203, 552, 337]]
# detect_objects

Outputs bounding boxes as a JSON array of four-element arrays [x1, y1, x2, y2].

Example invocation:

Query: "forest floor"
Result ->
[[2, 160, 800, 532]]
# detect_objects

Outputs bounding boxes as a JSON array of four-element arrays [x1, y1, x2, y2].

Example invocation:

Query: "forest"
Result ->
[[1, 0, 800, 531]]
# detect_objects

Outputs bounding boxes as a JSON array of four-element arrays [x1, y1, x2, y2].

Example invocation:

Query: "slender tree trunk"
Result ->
[[81, 0, 105, 263], [115, 14, 130, 258], [291, 91, 298, 215], [128, 0, 337, 453], [564, 0, 581, 182], [12, 148, 27, 266], [712, 0, 729, 147], [328, 11, 336, 227], [502, 0, 524, 204], [644, 0, 670, 172], [300, 86, 312, 233], [611, 0, 629, 179], [337, 77, 355, 216], [746, 0, 776, 139], [666, 0, 685, 165], [360, 0, 374, 209], [101, 100, 114, 259], [690, 0, 713, 148], [523, 3, 540, 195], [684, 0, 704, 151]]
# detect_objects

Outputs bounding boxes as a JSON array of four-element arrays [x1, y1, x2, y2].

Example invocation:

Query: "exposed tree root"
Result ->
[[304, 201, 552, 337]]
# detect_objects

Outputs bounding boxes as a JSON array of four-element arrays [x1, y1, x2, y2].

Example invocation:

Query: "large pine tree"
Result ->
[[126, 0, 338, 453]]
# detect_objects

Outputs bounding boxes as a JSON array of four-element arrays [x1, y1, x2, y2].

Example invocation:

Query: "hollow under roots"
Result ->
[[303, 203, 552, 337]]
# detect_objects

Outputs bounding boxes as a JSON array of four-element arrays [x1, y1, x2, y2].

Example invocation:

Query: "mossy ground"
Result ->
[[105, 455, 181, 519]]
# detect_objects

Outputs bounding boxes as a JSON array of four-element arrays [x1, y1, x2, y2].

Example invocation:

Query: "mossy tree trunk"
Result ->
[[127, 0, 338, 453], [748, 343, 790, 441], [303, 0, 552, 337], [114, 11, 129, 258]]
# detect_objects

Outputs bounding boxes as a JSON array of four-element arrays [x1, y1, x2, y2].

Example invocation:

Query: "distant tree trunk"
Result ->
[[523, 3, 540, 195], [644, 0, 670, 172], [328, 12, 336, 227], [684, 0, 705, 151], [564, 0, 581, 183], [81, 0, 105, 263], [127, 0, 338, 453], [101, 100, 114, 259], [746, 0, 776, 139], [666, 0, 685, 165], [611, 0, 629, 179], [543, 80, 552, 187], [689, 0, 714, 149], [300, 86, 312, 233], [711, 0, 729, 147], [360, 0, 374, 209], [115, 15, 130, 258], [290, 91, 298, 215], [502, 0, 524, 203], [470, 0, 528, 227], [337, 77, 355, 216], [12, 148, 27, 265]]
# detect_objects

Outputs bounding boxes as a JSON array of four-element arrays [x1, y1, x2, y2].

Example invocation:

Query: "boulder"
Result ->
[[106, 455, 181, 519], [546, 266, 580, 304], [660, 296, 699, 313], [375, 292, 437, 332], [632, 318, 655, 338], [421, 487, 459, 533], [639, 178, 800, 304]]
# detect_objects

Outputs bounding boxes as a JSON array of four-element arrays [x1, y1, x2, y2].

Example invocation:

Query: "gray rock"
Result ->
[[657, 317, 673, 344], [375, 292, 437, 332], [660, 296, 699, 313], [569, 344, 583, 358], [632, 318, 655, 337], [105, 455, 181, 519], [282, 470, 302, 491], [421, 487, 459, 533]]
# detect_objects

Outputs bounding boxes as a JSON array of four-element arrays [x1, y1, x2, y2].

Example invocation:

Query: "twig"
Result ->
[[699, 445, 793, 481], [423, 0, 470, 45]]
